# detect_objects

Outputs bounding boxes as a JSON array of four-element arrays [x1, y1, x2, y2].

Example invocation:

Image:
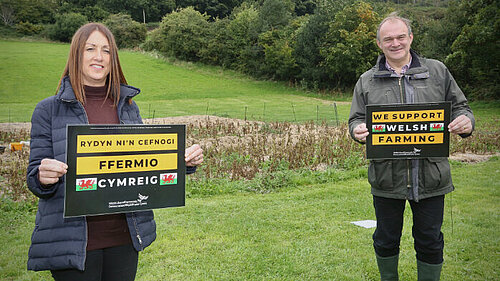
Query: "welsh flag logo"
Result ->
[[372, 124, 386, 133], [160, 173, 177, 185], [430, 123, 444, 131], [76, 178, 97, 191]]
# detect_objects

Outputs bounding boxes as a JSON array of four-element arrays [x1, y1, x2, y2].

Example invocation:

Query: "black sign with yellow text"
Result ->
[[366, 102, 451, 159], [64, 124, 186, 217]]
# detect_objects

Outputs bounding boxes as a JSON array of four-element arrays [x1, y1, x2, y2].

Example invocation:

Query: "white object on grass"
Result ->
[[351, 220, 377, 228]]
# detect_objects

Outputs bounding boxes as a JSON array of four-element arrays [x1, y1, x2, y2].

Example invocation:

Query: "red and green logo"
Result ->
[[430, 123, 444, 131], [160, 173, 177, 185], [76, 178, 97, 191], [372, 124, 386, 133]]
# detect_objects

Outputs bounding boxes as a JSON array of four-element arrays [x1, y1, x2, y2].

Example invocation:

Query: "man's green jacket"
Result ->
[[349, 50, 475, 201]]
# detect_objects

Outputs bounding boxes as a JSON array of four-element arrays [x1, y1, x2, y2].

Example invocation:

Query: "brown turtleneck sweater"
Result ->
[[83, 85, 132, 251]]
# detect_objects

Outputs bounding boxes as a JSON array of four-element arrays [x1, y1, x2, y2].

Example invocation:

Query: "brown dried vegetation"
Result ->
[[0, 116, 498, 201], [0, 129, 33, 203]]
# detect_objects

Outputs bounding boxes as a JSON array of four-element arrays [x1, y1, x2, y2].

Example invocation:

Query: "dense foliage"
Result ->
[[47, 12, 88, 42], [443, 0, 499, 100], [0, 0, 497, 99], [103, 13, 146, 49]]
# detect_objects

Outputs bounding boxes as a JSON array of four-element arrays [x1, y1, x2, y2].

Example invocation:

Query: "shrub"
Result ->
[[225, 3, 262, 73], [47, 12, 87, 42], [141, 27, 165, 52], [15, 21, 43, 35], [154, 7, 210, 61], [199, 17, 232, 66], [82, 5, 110, 22], [104, 14, 146, 49], [249, 160, 295, 193], [258, 18, 304, 80]]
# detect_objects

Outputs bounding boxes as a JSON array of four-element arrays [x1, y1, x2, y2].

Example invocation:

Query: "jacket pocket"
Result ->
[[421, 157, 451, 189], [368, 160, 393, 189]]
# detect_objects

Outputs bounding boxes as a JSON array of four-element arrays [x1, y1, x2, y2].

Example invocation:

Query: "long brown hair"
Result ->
[[57, 23, 127, 106]]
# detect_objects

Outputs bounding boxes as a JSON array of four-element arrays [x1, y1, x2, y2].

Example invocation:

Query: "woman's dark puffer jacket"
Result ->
[[27, 77, 156, 271]]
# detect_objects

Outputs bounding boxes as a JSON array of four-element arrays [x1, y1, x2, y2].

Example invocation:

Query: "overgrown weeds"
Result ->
[[0, 117, 498, 202], [0, 150, 32, 201], [187, 119, 366, 179]]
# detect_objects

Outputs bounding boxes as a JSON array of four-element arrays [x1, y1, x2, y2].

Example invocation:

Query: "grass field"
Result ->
[[2, 40, 497, 124], [0, 40, 350, 123], [1, 158, 499, 280]]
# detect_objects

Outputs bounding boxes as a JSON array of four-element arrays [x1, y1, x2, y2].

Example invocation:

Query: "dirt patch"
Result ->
[[0, 122, 31, 133], [449, 152, 499, 163], [0, 115, 261, 133], [143, 115, 265, 127]]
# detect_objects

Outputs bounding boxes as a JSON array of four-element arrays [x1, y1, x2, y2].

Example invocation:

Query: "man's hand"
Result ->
[[448, 115, 472, 135], [353, 123, 369, 143], [38, 158, 68, 186]]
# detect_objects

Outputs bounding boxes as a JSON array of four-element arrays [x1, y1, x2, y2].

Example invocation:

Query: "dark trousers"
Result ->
[[373, 195, 445, 264], [51, 244, 138, 281]]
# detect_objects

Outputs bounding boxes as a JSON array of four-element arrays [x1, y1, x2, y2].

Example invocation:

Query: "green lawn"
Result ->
[[0, 40, 350, 123], [2, 40, 496, 125], [1, 158, 498, 280]]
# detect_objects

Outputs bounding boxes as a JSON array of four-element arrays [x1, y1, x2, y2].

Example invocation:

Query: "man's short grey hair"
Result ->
[[376, 12, 412, 42]]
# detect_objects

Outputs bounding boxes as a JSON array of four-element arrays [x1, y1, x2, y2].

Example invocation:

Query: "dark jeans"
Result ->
[[51, 244, 138, 281], [373, 195, 445, 264]]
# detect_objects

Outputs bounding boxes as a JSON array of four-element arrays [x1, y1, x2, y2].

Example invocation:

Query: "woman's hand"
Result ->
[[185, 144, 203, 167], [38, 158, 68, 186]]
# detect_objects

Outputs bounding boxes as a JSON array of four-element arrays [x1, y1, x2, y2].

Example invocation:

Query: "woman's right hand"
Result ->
[[38, 158, 68, 186]]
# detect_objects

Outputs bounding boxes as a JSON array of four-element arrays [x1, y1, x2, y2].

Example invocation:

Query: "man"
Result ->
[[348, 13, 474, 281]]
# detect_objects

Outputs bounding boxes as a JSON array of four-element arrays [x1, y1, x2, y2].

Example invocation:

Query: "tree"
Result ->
[[176, 0, 244, 19], [0, 3, 15, 26], [258, 0, 294, 31], [82, 5, 110, 22], [258, 17, 304, 80], [154, 7, 210, 61], [445, 0, 500, 100], [47, 12, 87, 42], [293, 0, 354, 89], [104, 13, 146, 49], [293, 0, 316, 16], [225, 3, 262, 73], [320, 1, 380, 87], [0, 0, 56, 25], [199, 17, 232, 66], [98, 0, 156, 22]]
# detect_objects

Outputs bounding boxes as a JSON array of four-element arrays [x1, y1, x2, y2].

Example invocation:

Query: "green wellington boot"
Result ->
[[376, 254, 399, 281], [417, 259, 442, 281]]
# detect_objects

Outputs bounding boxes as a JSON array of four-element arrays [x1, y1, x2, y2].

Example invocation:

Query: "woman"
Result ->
[[26, 23, 203, 281]]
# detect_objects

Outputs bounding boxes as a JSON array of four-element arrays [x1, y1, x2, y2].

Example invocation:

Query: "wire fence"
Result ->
[[0, 102, 351, 125], [143, 102, 350, 126]]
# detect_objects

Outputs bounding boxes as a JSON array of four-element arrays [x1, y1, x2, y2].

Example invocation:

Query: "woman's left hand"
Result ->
[[185, 144, 203, 167]]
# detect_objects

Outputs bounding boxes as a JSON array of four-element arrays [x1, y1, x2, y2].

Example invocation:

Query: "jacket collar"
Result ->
[[373, 49, 429, 79], [57, 76, 141, 103]]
